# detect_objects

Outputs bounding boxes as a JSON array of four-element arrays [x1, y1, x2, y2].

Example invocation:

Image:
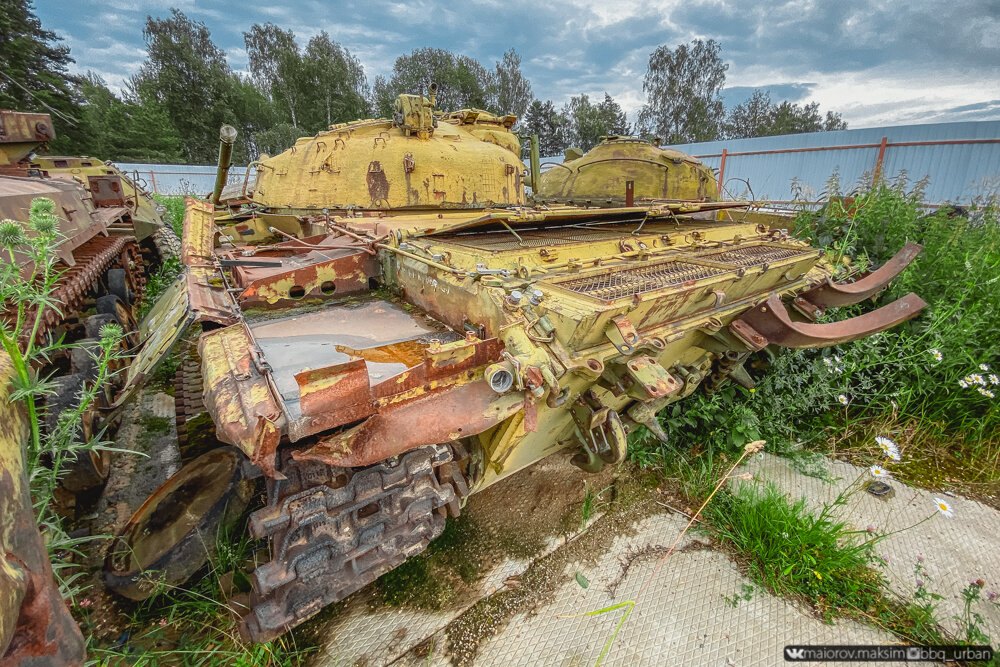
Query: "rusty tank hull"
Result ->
[[105, 94, 926, 642], [0, 110, 178, 498]]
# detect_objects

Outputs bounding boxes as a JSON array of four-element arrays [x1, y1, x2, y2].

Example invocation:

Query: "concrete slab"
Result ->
[[738, 453, 1000, 637], [400, 514, 900, 667], [306, 451, 999, 666]]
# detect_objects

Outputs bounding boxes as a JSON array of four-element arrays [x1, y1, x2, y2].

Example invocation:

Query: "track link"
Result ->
[[241, 443, 468, 642]]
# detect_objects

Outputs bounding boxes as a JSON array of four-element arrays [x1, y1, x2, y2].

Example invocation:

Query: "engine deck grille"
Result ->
[[549, 260, 727, 301], [698, 244, 807, 267], [443, 225, 642, 251]]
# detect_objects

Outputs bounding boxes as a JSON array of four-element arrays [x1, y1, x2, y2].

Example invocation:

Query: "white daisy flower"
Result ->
[[959, 380, 969, 389], [870, 465, 890, 478], [980, 363, 990, 372], [838, 394, 849, 405], [978, 387, 995, 398], [929, 349, 943, 361], [875, 436, 900, 461], [990, 374, 999, 386], [933, 498, 954, 518], [823, 357, 833, 367], [970, 374, 986, 386]]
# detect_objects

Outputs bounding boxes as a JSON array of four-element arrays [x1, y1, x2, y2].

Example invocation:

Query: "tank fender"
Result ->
[[293, 383, 524, 468]]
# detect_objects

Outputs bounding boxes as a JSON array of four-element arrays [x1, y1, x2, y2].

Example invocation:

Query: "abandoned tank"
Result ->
[[0, 109, 181, 497], [0, 110, 190, 665], [102, 90, 926, 642]]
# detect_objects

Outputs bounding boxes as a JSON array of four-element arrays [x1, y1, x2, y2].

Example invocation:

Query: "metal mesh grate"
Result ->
[[550, 260, 726, 301], [699, 244, 806, 267]]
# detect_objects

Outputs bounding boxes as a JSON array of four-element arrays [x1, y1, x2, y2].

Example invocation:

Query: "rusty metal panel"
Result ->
[[199, 325, 284, 476], [295, 382, 523, 468], [228, 243, 377, 306], [86, 174, 126, 207], [0, 353, 85, 665], [186, 266, 238, 325], [181, 197, 217, 266]]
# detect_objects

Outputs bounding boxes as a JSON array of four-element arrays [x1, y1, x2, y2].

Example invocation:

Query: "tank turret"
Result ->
[[247, 93, 525, 214], [0, 110, 55, 173], [536, 135, 718, 205]]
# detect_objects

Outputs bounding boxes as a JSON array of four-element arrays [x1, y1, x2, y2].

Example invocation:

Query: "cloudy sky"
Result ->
[[35, 0, 1000, 128]]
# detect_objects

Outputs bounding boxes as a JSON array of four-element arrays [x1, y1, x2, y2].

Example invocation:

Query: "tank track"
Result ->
[[173, 340, 206, 449], [8, 234, 145, 342], [151, 225, 182, 264], [240, 442, 469, 643]]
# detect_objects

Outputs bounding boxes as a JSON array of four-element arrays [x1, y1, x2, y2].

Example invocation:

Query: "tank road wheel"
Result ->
[[103, 447, 254, 601], [107, 268, 134, 305], [46, 373, 110, 494]]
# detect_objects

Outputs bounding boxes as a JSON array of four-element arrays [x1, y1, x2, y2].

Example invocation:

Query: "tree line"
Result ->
[[1, 0, 847, 164]]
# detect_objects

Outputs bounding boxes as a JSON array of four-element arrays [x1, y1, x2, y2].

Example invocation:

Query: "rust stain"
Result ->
[[366, 161, 389, 205], [294, 382, 523, 467], [0, 353, 85, 664]]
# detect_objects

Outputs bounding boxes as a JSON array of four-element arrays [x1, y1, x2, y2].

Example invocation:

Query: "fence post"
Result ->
[[717, 148, 728, 192], [149, 170, 158, 194], [873, 136, 888, 183]]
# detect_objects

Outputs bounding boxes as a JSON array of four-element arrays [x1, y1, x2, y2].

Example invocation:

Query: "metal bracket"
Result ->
[[605, 314, 639, 354], [621, 356, 682, 400], [474, 263, 511, 278]]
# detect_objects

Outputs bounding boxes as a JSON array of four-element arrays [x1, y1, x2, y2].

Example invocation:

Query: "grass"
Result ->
[[703, 479, 1000, 657], [87, 521, 316, 666], [705, 482, 882, 619], [153, 193, 185, 237], [580, 483, 612, 530]]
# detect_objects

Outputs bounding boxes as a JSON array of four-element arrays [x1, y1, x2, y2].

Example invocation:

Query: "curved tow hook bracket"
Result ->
[[793, 243, 922, 320], [571, 410, 627, 473], [731, 292, 926, 350]]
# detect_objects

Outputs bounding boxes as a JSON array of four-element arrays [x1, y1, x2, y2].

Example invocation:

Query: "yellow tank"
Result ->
[[536, 136, 718, 205], [249, 93, 525, 214]]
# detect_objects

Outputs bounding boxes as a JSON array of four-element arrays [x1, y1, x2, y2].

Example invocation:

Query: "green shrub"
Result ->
[[153, 193, 186, 237], [632, 177, 1000, 475]]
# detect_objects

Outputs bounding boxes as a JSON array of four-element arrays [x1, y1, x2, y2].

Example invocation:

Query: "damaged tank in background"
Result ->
[[0, 109, 181, 497], [0, 110, 189, 665], [102, 87, 927, 643]]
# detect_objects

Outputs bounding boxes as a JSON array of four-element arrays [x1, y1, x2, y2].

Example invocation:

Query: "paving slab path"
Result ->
[[737, 453, 1000, 638], [308, 449, 1000, 666]]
